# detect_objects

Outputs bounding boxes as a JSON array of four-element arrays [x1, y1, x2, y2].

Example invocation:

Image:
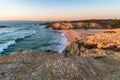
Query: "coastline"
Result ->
[[0, 28, 120, 79], [50, 29, 80, 53], [51, 30, 68, 53], [64, 29, 107, 46]]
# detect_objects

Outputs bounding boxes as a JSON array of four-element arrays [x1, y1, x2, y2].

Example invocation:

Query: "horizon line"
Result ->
[[0, 18, 119, 22]]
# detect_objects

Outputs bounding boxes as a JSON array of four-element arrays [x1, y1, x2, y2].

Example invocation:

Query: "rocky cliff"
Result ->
[[44, 20, 116, 30]]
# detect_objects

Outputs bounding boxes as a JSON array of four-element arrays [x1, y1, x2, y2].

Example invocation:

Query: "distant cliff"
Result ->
[[44, 19, 120, 30]]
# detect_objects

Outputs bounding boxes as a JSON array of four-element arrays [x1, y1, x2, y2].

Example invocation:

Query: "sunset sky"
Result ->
[[0, 0, 120, 21]]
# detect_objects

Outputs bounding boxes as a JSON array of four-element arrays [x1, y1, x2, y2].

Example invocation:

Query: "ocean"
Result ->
[[0, 21, 68, 54]]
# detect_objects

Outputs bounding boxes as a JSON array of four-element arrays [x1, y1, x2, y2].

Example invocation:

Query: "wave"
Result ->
[[0, 29, 14, 35], [52, 32, 68, 53], [0, 27, 22, 35], [0, 40, 16, 53], [15, 31, 36, 41], [0, 30, 36, 41], [38, 31, 68, 53], [0, 31, 36, 53], [0, 27, 32, 35]]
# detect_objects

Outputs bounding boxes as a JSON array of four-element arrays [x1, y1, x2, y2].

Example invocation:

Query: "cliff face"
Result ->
[[45, 21, 108, 30], [45, 22, 102, 30], [52, 22, 73, 30]]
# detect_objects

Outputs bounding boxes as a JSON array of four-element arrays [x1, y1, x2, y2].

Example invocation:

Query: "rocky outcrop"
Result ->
[[0, 49, 120, 80], [64, 29, 120, 57], [45, 21, 106, 30], [89, 23, 102, 29], [0, 26, 7, 28], [73, 22, 85, 29], [44, 19, 120, 30], [52, 22, 73, 30], [82, 29, 120, 50]]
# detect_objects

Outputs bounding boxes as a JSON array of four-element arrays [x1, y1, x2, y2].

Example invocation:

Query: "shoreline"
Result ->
[[65, 30, 80, 45], [51, 30, 68, 53], [0, 29, 120, 79], [64, 29, 107, 45]]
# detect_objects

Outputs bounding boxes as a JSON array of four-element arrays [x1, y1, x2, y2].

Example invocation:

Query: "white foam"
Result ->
[[0, 30, 36, 41], [52, 31, 68, 53], [14, 30, 36, 39], [0, 40, 16, 53], [0, 28, 14, 35]]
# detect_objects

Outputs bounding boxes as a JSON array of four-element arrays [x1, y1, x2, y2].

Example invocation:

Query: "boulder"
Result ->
[[0, 26, 7, 28]]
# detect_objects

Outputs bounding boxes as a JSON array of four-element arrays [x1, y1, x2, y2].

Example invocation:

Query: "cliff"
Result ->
[[44, 19, 120, 30]]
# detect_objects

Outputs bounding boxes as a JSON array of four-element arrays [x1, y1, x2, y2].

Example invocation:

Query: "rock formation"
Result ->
[[82, 29, 120, 50], [0, 26, 7, 28], [53, 22, 73, 30]]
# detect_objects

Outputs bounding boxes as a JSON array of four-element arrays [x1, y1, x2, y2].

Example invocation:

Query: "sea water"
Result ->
[[0, 21, 68, 54]]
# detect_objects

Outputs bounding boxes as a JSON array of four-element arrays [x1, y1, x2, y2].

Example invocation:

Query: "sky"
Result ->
[[0, 0, 120, 21]]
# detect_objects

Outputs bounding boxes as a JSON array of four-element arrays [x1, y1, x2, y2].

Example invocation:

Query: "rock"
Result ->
[[64, 41, 81, 56], [81, 29, 120, 50], [93, 50, 106, 59], [89, 23, 101, 29], [73, 22, 84, 29], [53, 22, 73, 30], [0, 26, 7, 28], [0, 49, 120, 79]]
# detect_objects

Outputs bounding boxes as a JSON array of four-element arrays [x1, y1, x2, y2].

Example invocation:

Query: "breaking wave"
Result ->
[[0, 40, 16, 53]]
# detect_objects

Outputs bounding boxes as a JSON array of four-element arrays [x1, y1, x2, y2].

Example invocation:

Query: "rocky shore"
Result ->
[[44, 19, 120, 30], [0, 29, 120, 79], [0, 26, 8, 28]]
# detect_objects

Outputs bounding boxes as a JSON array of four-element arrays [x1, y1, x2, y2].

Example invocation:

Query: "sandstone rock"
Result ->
[[89, 23, 101, 29], [81, 30, 120, 50], [53, 23, 61, 29], [49, 22, 74, 30], [73, 22, 84, 29]]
